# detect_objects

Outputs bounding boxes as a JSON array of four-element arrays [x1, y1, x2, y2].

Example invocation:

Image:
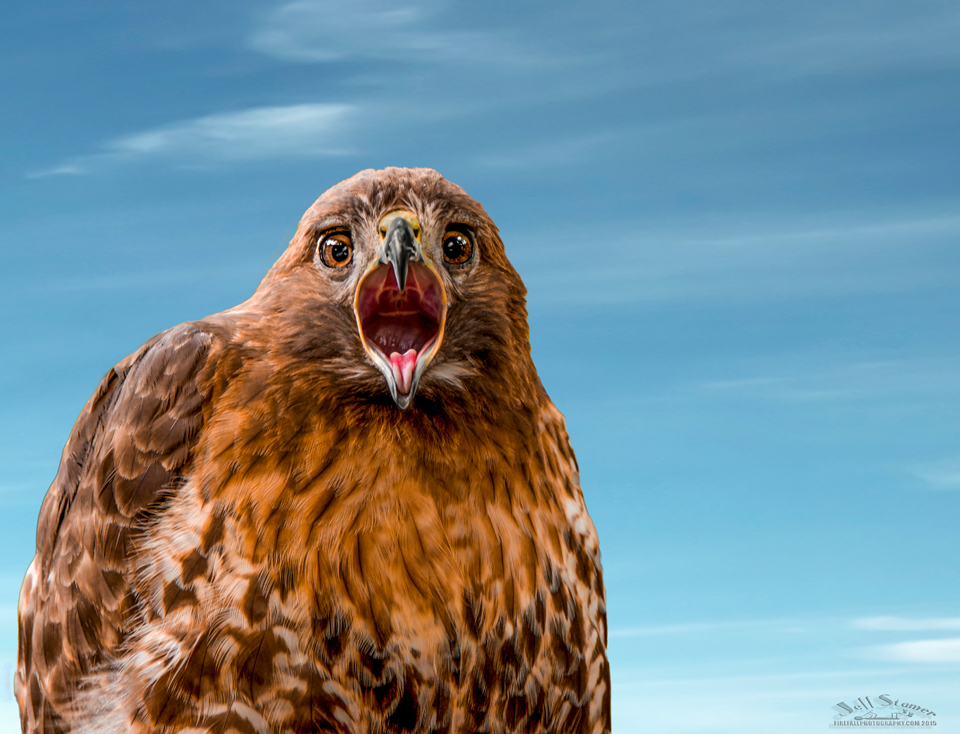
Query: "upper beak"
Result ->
[[380, 215, 421, 292]]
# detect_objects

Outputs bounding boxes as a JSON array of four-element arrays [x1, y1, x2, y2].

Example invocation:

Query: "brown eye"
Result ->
[[318, 233, 353, 269], [442, 230, 474, 265]]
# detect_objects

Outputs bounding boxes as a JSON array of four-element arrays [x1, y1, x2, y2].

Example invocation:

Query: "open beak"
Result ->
[[354, 211, 447, 409]]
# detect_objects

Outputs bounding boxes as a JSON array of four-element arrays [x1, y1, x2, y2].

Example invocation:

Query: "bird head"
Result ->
[[257, 168, 534, 413]]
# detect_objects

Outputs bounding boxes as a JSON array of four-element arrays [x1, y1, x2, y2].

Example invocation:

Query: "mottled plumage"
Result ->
[[17, 168, 610, 733]]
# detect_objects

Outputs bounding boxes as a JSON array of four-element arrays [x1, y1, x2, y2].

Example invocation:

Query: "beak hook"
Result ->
[[380, 217, 421, 292]]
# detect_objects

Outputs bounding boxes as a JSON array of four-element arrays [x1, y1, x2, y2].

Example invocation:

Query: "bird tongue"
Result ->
[[388, 349, 418, 395]]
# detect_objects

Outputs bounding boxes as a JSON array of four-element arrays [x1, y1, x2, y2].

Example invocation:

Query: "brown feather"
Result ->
[[18, 168, 610, 733]]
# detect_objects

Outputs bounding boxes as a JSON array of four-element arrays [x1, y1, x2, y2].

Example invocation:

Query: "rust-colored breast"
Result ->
[[73, 376, 610, 733]]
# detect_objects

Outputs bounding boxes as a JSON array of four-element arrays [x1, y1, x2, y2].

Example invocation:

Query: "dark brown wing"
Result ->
[[16, 323, 222, 733]]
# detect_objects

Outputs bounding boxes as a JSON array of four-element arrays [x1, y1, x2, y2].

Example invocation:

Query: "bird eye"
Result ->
[[441, 229, 474, 265], [318, 233, 353, 269]]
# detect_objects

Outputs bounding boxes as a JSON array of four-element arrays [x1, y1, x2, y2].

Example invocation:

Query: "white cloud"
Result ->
[[108, 103, 355, 160], [700, 377, 862, 404], [478, 131, 621, 170], [30, 103, 357, 176], [692, 359, 960, 406], [599, 3, 960, 93], [605, 613, 960, 731], [870, 638, 960, 663], [610, 618, 804, 638], [251, 0, 439, 62], [909, 458, 960, 491], [730, 6, 960, 80], [31, 262, 266, 293], [915, 470, 960, 489], [26, 163, 88, 179], [854, 617, 960, 631], [249, 0, 521, 66], [518, 213, 960, 306], [612, 665, 960, 734], [0, 483, 34, 495]]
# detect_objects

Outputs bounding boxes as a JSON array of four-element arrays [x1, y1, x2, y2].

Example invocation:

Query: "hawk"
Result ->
[[17, 167, 610, 734]]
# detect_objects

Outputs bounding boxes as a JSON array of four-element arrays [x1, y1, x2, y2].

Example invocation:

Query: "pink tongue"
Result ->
[[388, 349, 418, 394]]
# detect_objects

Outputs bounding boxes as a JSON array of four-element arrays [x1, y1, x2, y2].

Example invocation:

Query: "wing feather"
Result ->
[[16, 323, 222, 733]]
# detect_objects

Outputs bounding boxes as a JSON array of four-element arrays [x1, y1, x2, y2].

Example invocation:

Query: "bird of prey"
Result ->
[[17, 167, 610, 734]]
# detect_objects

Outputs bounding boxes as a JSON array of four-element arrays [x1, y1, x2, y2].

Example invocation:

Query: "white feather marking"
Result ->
[[229, 703, 270, 734], [426, 360, 477, 387]]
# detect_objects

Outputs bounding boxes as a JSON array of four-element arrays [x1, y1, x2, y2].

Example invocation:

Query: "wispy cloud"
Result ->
[[110, 104, 355, 159], [603, 2, 960, 92], [32, 103, 356, 176], [519, 214, 960, 306], [26, 262, 266, 294], [26, 164, 88, 180], [728, 5, 960, 80], [478, 131, 621, 170], [854, 617, 960, 664], [249, 0, 532, 67], [607, 614, 960, 731], [694, 359, 960, 406], [854, 617, 960, 631], [613, 664, 960, 734], [249, 1, 960, 83], [700, 375, 860, 404], [610, 618, 807, 638], [870, 638, 960, 663], [908, 458, 960, 491], [0, 483, 35, 496]]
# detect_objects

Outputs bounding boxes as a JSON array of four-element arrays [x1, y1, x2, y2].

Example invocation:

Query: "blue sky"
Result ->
[[2, 0, 959, 731]]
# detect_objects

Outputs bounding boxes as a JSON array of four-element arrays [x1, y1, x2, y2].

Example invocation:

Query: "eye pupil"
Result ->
[[442, 233, 473, 264], [444, 237, 464, 258], [318, 234, 353, 269], [331, 243, 349, 262]]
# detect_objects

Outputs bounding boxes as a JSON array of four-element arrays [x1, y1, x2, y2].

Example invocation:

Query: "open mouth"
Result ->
[[355, 261, 446, 405]]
